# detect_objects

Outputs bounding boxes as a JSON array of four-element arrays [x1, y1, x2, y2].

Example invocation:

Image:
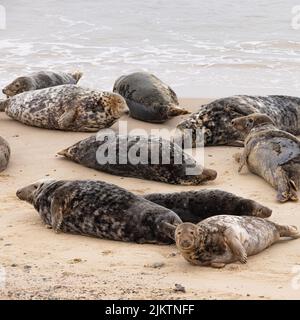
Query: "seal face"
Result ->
[[0, 136, 10, 172], [5, 85, 128, 132], [2, 71, 82, 97], [232, 113, 300, 202], [16, 180, 182, 244], [176, 95, 300, 146], [58, 133, 217, 185], [143, 189, 272, 223], [174, 215, 300, 268], [113, 72, 189, 123]]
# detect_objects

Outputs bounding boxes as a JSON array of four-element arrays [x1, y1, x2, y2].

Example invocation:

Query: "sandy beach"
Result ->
[[0, 98, 299, 300]]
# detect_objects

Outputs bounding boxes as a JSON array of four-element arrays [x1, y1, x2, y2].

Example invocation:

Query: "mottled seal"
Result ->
[[16, 180, 182, 244], [2, 70, 82, 97], [171, 216, 299, 268], [0, 136, 10, 172], [113, 72, 189, 123], [4, 85, 128, 131], [176, 95, 300, 146], [58, 133, 217, 185], [144, 189, 272, 223], [232, 113, 300, 202]]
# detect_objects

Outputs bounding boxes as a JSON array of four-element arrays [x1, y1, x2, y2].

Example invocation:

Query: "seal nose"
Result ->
[[2, 88, 7, 95], [231, 120, 235, 125], [16, 189, 22, 199], [180, 240, 191, 249]]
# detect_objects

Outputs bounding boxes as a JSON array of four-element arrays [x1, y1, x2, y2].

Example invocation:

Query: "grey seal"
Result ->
[[2, 70, 82, 97], [176, 95, 300, 147], [113, 72, 189, 123], [0, 136, 10, 172], [172, 215, 299, 268], [143, 189, 272, 222], [16, 180, 182, 244], [232, 113, 300, 202], [58, 133, 217, 185], [4, 85, 128, 132]]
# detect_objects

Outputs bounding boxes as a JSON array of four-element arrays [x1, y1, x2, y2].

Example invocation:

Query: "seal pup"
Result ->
[[171, 216, 300, 268], [5, 85, 128, 132], [176, 95, 300, 146], [58, 133, 217, 185], [2, 70, 82, 97], [16, 180, 182, 244], [0, 137, 10, 172], [113, 72, 189, 123], [144, 189, 272, 223], [232, 113, 300, 202]]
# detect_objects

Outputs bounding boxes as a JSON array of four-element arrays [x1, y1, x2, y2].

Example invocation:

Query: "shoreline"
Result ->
[[0, 98, 300, 299]]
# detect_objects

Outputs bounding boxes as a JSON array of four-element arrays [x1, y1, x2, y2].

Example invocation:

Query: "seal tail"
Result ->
[[275, 224, 300, 239], [178, 168, 217, 185], [57, 148, 70, 157], [167, 104, 190, 118], [72, 71, 83, 83]]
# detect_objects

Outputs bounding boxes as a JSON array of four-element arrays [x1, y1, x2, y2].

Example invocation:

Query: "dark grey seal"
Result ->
[[4, 85, 127, 132], [58, 133, 217, 185], [16, 180, 182, 244], [176, 95, 300, 147], [2, 70, 82, 97], [144, 189, 272, 223], [232, 113, 300, 202], [113, 72, 189, 123]]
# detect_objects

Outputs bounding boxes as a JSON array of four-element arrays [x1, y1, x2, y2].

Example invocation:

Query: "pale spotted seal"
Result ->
[[232, 113, 300, 202], [16, 180, 182, 244], [176, 95, 300, 147], [58, 133, 217, 185], [2, 70, 82, 97], [113, 72, 189, 123], [4, 85, 128, 131], [171, 215, 299, 268], [0, 136, 10, 172], [144, 189, 272, 222]]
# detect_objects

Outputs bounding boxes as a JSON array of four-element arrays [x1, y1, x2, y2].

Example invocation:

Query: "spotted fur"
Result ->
[[175, 215, 299, 268], [177, 95, 300, 146], [16, 180, 182, 244], [5, 85, 128, 132], [0, 136, 10, 172], [58, 133, 217, 185]]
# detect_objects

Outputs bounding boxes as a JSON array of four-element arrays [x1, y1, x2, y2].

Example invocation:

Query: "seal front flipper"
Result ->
[[227, 140, 244, 147], [210, 262, 226, 268], [224, 227, 247, 264], [0, 99, 9, 112], [50, 192, 72, 233], [58, 108, 77, 129]]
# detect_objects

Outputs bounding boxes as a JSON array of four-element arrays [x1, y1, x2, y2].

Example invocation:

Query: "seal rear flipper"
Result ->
[[274, 224, 300, 239], [275, 167, 299, 202], [58, 109, 77, 129], [224, 227, 248, 264], [167, 105, 190, 117], [71, 71, 83, 83]]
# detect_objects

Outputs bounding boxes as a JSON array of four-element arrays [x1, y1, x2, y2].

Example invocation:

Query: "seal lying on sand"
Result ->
[[2, 70, 82, 97], [144, 189, 272, 222], [58, 133, 217, 185], [4, 85, 127, 131], [16, 180, 182, 244], [232, 113, 300, 202], [0, 137, 10, 172], [176, 95, 300, 146], [113, 72, 189, 123], [171, 215, 299, 268]]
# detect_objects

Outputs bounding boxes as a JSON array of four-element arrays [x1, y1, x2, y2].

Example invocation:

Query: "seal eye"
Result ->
[[177, 231, 182, 236], [248, 118, 254, 124], [15, 83, 20, 88]]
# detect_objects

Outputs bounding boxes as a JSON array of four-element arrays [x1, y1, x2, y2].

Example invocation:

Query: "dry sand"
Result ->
[[0, 98, 299, 300]]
